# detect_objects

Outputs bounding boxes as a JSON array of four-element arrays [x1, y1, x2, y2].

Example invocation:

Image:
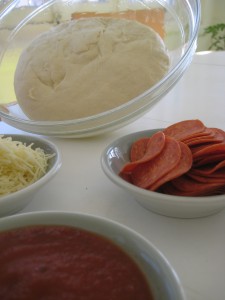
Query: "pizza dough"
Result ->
[[14, 17, 170, 121]]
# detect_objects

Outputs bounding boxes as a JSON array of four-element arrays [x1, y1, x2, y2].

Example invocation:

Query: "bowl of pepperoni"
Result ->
[[0, 211, 185, 300], [101, 120, 225, 218]]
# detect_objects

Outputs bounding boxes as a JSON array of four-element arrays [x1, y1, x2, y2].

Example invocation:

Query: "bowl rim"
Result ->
[[101, 128, 225, 204]]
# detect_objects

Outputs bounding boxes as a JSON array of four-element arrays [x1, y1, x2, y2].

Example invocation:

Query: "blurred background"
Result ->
[[1, 0, 224, 51], [198, 0, 224, 51]]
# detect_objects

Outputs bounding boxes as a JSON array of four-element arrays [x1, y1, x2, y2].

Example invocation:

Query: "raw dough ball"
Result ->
[[14, 17, 170, 121]]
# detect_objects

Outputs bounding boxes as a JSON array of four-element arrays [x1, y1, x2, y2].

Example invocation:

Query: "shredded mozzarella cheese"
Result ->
[[0, 136, 54, 196]]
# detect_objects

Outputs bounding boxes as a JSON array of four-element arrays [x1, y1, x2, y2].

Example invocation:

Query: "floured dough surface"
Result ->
[[14, 17, 170, 121]]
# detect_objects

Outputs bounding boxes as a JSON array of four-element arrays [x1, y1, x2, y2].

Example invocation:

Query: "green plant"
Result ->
[[203, 23, 225, 51]]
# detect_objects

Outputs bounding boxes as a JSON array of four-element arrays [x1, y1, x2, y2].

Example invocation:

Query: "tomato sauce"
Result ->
[[0, 225, 154, 300]]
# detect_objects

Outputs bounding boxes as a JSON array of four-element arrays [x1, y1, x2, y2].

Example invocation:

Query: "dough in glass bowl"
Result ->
[[14, 17, 170, 121]]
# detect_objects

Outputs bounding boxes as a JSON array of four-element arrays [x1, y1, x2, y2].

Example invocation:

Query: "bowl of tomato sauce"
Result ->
[[0, 211, 185, 300]]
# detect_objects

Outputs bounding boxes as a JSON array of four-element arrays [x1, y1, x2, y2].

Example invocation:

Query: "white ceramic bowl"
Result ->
[[0, 134, 61, 217], [101, 129, 225, 218], [0, 211, 185, 300], [0, 0, 200, 137]]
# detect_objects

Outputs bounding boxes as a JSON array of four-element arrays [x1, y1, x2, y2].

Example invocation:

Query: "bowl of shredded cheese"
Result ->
[[0, 134, 61, 217]]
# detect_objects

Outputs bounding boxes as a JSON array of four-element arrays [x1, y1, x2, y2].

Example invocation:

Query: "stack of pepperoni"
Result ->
[[120, 120, 225, 196]]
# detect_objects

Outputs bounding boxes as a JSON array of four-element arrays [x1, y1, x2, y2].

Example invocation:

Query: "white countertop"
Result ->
[[1, 51, 225, 300]]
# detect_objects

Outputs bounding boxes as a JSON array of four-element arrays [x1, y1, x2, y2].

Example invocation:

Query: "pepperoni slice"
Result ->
[[160, 181, 182, 196], [183, 127, 213, 137], [190, 168, 225, 178], [149, 142, 192, 191], [193, 144, 225, 160], [182, 128, 214, 144], [119, 172, 132, 183], [163, 120, 205, 141], [130, 138, 150, 162], [161, 179, 225, 196], [187, 172, 225, 184], [120, 131, 165, 173], [184, 133, 224, 147], [211, 128, 225, 141], [193, 154, 225, 167], [186, 128, 225, 150], [210, 128, 225, 142], [131, 136, 181, 189], [191, 160, 225, 175], [168, 175, 225, 196]]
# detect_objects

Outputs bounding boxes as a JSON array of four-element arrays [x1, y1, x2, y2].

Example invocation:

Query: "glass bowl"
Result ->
[[0, 0, 201, 138]]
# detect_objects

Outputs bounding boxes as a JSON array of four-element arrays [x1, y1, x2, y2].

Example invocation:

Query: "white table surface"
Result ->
[[1, 51, 225, 300]]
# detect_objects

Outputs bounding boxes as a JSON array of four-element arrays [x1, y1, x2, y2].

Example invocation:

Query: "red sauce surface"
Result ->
[[0, 225, 154, 300]]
